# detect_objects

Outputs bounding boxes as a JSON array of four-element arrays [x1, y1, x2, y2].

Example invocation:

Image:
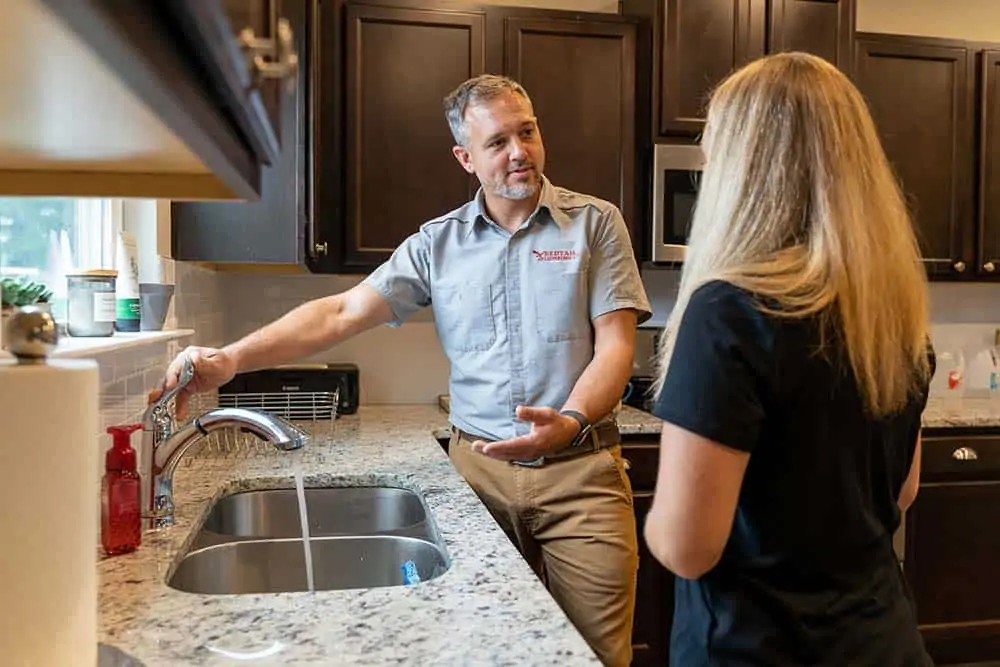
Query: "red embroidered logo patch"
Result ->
[[532, 249, 578, 262]]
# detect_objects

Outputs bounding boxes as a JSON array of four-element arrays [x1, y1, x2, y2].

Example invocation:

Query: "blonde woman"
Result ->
[[644, 52, 935, 666]]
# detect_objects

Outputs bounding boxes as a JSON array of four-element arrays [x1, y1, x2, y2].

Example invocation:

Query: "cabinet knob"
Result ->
[[622, 457, 631, 471], [314, 241, 328, 256], [952, 446, 979, 461], [239, 17, 299, 89], [953, 260, 967, 273], [985, 262, 997, 273]]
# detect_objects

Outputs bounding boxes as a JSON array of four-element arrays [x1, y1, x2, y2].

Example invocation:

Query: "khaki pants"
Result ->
[[449, 431, 638, 667]]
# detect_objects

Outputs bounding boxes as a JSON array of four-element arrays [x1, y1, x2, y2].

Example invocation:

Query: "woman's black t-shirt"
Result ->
[[652, 280, 934, 667]]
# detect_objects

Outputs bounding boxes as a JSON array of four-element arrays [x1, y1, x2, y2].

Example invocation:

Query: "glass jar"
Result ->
[[67, 270, 118, 337]]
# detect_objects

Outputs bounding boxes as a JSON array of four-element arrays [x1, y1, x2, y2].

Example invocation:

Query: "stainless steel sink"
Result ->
[[168, 535, 448, 594], [169, 484, 450, 595], [200, 486, 426, 538]]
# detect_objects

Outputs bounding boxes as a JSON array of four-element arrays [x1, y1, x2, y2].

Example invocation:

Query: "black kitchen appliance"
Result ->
[[218, 363, 359, 419], [622, 375, 656, 412]]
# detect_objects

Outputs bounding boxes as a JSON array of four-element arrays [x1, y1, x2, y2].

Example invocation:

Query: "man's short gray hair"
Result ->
[[443, 74, 533, 147]]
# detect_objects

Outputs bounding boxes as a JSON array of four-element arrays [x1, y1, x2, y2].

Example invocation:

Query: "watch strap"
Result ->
[[560, 409, 591, 448]]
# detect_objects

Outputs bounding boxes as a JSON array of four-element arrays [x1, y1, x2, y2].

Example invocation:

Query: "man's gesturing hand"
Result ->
[[471, 405, 581, 461]]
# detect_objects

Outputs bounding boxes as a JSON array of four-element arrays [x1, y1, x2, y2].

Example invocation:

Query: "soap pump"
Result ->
[[101, 423, 143, 556]]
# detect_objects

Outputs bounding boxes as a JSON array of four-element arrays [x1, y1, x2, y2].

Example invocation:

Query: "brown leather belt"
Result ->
[[453, 421, 620, 467]]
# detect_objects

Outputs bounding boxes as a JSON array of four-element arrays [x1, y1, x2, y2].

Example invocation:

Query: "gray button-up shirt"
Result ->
[[363, 177, 652, 441]]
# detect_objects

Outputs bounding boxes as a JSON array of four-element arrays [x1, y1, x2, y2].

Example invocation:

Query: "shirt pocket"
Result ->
[[535, 266, 590, 343], [434, 283, 496, 352]]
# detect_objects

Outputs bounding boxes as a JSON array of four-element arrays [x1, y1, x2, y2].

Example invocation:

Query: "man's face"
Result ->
[[452, 91, 546, 201]]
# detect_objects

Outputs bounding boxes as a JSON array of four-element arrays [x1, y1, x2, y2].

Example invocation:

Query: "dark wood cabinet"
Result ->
[[172, 0, 314, 264], [337, 4, 486, 271], [40, 0, 297, 200], [337, 2, 641, 272], [621, 0, 854, 139], [977, 50, 1000, 277], [620, 434, 673, 667], [497, 10, 640, 257], [768, 0, 855, 71], [905, 431, 1000, 664], [172, 0, 644, 273], [660, 0, 764, 137], [854, 34, 976, 279]]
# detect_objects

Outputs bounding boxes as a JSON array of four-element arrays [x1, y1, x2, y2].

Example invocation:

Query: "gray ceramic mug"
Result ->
[[139, 283, 175, 331]]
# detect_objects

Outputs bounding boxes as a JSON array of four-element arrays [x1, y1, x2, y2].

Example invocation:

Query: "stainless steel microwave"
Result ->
[[651, 143, 705, 263]]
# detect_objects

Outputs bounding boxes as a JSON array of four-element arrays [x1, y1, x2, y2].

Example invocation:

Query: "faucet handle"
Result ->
[[143, 355, 196, 432], [153, 355, 195, 412]]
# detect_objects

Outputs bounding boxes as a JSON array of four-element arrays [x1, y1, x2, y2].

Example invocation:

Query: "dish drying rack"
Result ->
[[180, 386, 341, 460]]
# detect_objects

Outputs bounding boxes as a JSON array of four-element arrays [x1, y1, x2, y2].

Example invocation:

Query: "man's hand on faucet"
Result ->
[[148, 346, 237, 420]]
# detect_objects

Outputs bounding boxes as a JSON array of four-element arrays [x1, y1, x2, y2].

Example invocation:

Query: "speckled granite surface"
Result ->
[[99, 406, 601, 666], [436, 395, 662, 435], [922, 396, 1000, 429]]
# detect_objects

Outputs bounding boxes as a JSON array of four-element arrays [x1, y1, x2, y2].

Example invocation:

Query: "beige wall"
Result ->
[[858, 0, 1000, 41], [456, 0, 617, 11]]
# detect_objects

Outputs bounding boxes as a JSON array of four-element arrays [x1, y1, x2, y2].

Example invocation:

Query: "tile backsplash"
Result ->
[[87, 261, 1000, 451]]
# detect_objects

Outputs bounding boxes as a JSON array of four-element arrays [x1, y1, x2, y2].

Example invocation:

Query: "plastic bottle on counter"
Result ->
[[101, 424, 142, 556]]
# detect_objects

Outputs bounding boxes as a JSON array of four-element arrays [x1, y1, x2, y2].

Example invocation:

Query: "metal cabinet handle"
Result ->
[[952, 446, 979, 461], [622, 457, 631, 471], [954, 260, 967, 273], [985, 262, 997, 273], [314, 241, 328, 257], [239, 17, 298, 89]]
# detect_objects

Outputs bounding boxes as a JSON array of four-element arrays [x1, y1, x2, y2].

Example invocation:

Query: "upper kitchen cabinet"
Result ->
[[977, 50, 1000, 278], [172, 0, 315, 265], [492, 8, 640, 256], [19, 0, 298, 200], [332, 0, 643, 273], [621, 0, 855, 138], [333, 3, 486, 272], [854, 33, 980, 279]]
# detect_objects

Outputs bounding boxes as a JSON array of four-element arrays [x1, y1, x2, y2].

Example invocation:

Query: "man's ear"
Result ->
[[451, 145, 475, 174]]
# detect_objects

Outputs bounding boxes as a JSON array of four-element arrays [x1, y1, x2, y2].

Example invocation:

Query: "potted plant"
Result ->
[[1, 278, 53, 350]]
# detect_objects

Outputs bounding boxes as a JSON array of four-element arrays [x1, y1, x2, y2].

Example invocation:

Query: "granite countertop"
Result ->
[[436, 395, 663, 436], [922, 396, 1000, 429], [99, 405, 602, 666]]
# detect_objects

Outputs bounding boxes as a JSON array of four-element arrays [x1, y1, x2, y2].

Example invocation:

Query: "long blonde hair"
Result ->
[[656, 52, 930, 417]]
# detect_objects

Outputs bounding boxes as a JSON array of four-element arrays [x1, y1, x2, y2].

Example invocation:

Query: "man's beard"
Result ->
[[492, 167, 540, 200]]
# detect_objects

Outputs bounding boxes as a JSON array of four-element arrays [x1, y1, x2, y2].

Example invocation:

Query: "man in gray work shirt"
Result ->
[[153, 75, 651, 666]]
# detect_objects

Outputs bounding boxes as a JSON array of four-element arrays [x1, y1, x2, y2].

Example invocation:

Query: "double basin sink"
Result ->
[[168, 486, 450, 595]]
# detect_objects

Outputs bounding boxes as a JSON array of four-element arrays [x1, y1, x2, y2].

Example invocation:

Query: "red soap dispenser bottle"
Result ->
[[101, 424, 143, 556]]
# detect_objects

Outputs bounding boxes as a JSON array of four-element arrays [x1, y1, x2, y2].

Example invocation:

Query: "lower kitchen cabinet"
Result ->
[[621, 434, 673, 666], [905, 430, 1000, 664]]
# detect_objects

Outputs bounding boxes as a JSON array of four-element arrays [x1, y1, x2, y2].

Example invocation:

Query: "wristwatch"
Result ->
[[560, 409, 593, 448]]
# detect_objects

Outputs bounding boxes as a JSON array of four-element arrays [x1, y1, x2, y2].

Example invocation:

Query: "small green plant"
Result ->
[[1, 277, 52, 309]]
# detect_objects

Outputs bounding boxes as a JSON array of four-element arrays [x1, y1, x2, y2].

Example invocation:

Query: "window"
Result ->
[[0, 198, 121, 284]]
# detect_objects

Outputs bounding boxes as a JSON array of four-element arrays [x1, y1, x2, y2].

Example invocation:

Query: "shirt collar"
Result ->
[[468, 176, 571, 230]]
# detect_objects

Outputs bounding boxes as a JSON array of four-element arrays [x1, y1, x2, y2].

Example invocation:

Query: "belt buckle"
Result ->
[[512, 456, 545, 468]]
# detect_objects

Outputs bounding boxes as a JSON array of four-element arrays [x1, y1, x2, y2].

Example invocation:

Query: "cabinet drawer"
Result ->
[[621, 438, 660, 492], [923, 435, 1000, 481]]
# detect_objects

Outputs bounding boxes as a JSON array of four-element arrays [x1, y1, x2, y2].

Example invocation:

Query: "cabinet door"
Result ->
[[854, 34, 975, 279], [340, 4, 485, 271], [172, 0, 310, 264], [502, 15, 640, 253], [631, 493, 673, 667], [659, 0, 765, 136], [768, 0, 855, 72], [904, 434, 1000, 663], [977, 51, 1000, 277]]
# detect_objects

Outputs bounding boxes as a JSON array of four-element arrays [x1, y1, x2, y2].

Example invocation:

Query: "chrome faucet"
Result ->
[[140, 356, 305, 529]]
